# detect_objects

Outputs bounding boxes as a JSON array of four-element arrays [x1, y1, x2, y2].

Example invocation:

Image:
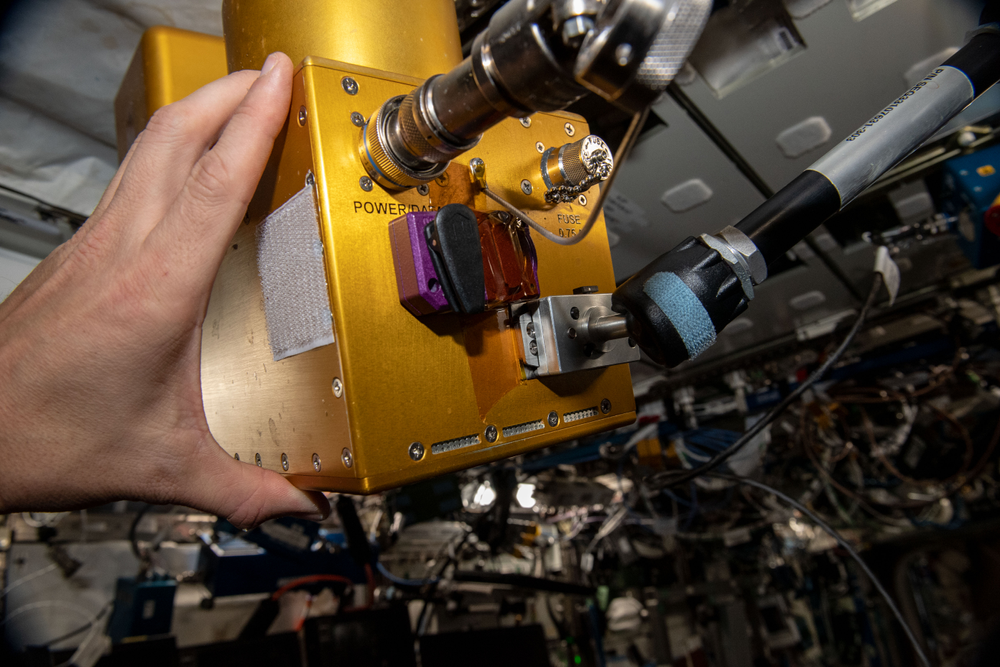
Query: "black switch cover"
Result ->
[[424, 204, 486, 314]]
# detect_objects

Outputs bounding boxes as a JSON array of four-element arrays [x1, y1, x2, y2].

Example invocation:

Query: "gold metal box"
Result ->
[[115, 27, 637, 494]]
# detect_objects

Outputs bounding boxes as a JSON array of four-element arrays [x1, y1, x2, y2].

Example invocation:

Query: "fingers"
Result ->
[[98, 67, 267, 245], [145, 52, 293, 277], [180, 441, 331, 529]]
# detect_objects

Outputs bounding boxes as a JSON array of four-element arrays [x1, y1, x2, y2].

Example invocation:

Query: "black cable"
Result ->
[[710, 472, 931, 667], [647, 273, 883, 489], [128, 504, 154, 559], [0, 182, 88, 226]]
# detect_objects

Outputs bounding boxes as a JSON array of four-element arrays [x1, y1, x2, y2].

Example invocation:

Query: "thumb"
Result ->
[[179, 444, 331, 529]]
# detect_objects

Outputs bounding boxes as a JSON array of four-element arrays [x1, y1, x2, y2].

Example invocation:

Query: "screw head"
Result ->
[[567, 328, 577, 339], [521, 180, 533, 195], [570, 307, 580, 320], [628, 338, 636, 348], [234, 453, 240, 461], [298, 106, 308, 126], [409, 442, 425, 461], [312, 453, 322, 472], [615, 43, 633, 66], [529, 340, 538, 356], [547, 411, 559, 427], [342, 448, 353, 468], [350, 111, 365, 127], [485, 425, 498, 442], [526, 322, 536, 337], [342, 77, 359, 95], [519, 117, 532, 128], [255, 453, 262, 467], [564, 122, 576, 137], [578, 194, 588, 206], [281, 453, 289, 471], [600, 398, 612, 414], [535, 141, 545, 153], [417, 184, 430, 196], [359, 176, 373, 192], [332, 377, 343, 398]]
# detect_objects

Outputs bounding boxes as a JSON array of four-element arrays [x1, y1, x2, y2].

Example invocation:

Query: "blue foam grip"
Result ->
[[642, 272, 717, 360]]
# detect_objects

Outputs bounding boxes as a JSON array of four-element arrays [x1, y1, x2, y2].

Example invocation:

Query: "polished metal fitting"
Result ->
[[359, 95, 450, 190], [698, 226, 767, 301], [540, 135, 613, 203]]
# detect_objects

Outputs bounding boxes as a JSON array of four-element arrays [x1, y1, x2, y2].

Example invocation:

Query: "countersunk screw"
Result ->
[[570, 307, 580, 320], [298, 106, 308, 126], [234, 453, 240, 461], [600, 398, 612, 414], [332, 377, 343, 398], [417, 184, 430, 196], [409, 442, 425, 461], [567, 328, 577, 339], [485, 425, 498, 443], [529, 340, 538, 356], [255, 453, 262, 467], [359, 176, 373, 192], [547, 411, 559, 427], [564, 122, 576, 137], [342, 448, 353, 468], [535, 141, 545, 153], [526, 322, 536, 337], [578, 194, 588, 206], [350, 111, 364, 127], [519, 117, 532, 128], [312, 453, 321, 472], [521, 180, 533, 195], [342, 77, 359, 95], [281, 453, 289, 471]]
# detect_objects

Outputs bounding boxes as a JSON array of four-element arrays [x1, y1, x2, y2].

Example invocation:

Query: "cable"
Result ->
[[480, 107, 649, 246], [271, 574, 355, 601], [376, 562, 440, 588], [648, 273, 884, 489], [711, 473, 931, 667], [41, 601, 113, 649], [1, 563, 58, 600]]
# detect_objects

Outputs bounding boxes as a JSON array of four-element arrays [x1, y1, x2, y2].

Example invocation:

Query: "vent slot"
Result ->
[[431, 434, 481, 455], [502, 419, 545, 438], [563, 407, 599, 423]]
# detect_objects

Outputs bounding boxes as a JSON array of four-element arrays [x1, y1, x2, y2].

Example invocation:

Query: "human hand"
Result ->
[[0, 52, 331, 527]]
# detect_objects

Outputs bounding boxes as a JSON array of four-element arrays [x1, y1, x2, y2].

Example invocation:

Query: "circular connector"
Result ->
[[359, 96, 447, 190]]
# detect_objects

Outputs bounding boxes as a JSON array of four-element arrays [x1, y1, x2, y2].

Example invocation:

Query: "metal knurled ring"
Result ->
[[360, 97, 423, 189]]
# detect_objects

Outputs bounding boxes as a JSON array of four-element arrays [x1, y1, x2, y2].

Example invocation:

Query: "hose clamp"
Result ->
[[698, 226, 767, 301]]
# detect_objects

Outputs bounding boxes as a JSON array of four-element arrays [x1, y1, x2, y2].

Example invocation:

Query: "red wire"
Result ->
[[271, 574, 355, 601]]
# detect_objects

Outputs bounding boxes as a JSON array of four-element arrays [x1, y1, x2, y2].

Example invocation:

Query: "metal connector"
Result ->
[[513, 294, 639, 378], [698, 225, 767, 301]]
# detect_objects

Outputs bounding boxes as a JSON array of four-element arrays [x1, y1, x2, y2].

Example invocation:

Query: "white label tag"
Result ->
[[874, 246, 901, 306]]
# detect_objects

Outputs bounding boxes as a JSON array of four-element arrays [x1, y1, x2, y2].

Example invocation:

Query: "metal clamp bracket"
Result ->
[[698, 226, 767, 301]]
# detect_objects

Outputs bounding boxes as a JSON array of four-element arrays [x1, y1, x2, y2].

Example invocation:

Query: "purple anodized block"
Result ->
[[389, 211, 450, 315]]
